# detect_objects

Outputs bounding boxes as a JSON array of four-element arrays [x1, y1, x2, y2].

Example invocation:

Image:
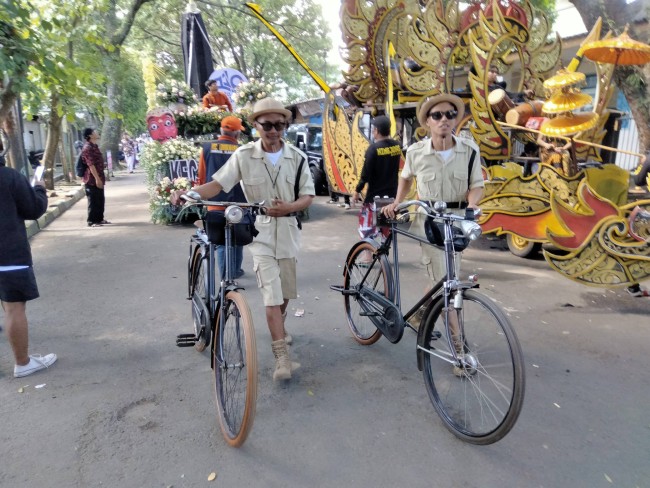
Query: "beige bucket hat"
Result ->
[[248, 97, 292, 123]]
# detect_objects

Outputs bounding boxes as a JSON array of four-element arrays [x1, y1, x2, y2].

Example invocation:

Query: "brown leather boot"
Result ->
[[271, 339, 300, 381]]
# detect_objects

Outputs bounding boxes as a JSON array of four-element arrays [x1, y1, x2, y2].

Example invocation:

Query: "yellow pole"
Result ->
[[245, 3, 330, 94]]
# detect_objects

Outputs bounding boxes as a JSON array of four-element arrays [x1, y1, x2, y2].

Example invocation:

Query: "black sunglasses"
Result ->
[[257, 121, 287, 132], [428, 110, 458, 121]]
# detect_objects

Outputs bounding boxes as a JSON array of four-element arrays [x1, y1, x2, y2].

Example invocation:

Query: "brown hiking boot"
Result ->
[[271, 339, 300, 381], [407, 307, 426, 331]]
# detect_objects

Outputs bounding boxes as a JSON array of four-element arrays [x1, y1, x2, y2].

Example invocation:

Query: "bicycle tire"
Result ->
[[421, 289, 525, 444], [190, 249, 209, 352], [343, 241, 390, 345], [213, 291, 257, 447]]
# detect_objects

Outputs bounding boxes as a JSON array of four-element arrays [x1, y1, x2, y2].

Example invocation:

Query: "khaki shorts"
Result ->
[[420, 242, 462, 283], [252, 255, 297, 306]]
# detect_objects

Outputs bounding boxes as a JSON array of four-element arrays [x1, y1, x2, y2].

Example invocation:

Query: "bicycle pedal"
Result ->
[[176, 333, 197, 347]]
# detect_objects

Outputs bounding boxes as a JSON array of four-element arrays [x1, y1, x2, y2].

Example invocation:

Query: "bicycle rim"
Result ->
[[421, 290, 525, 444], [343, 242, 386, 345], [191, 254, 209, 351], [213, 291, 257, 447]]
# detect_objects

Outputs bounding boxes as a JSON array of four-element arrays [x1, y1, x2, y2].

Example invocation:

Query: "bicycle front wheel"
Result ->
[[421, 289, 525, 444], [213, 291, 257, 447], [343, 241, 390, 345]]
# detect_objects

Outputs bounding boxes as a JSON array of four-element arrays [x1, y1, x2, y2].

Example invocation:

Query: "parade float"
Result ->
[[249, 0, 650, 289], [139, 78, 256, 224]]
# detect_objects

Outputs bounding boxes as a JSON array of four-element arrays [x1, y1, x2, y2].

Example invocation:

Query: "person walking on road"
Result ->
[[382, 94, 484, 336], [121, 132, 136, 173], [196, 115, 247, 279], [81, 128, 110, 227], [0, 151, 57, 378], [352, 115, 401, 238], [172, 98, 315, 381]]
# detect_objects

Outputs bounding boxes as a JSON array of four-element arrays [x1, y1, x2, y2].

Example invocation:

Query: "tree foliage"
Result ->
[[130, 0, 336, 102]]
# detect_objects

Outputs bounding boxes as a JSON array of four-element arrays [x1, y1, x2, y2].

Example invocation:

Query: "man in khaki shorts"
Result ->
[[172, 98, 314, 381], [382, 93, 484, 330]]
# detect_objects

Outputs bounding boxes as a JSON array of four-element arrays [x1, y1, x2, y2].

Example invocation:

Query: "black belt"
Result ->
[[425, 200, 467, 209]]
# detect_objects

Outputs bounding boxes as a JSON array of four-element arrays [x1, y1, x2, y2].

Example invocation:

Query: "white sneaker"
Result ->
[[14, 353, 57, 378]]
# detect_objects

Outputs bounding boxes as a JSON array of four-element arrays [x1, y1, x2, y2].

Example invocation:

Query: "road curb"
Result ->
[[26, 185, 85, 238]]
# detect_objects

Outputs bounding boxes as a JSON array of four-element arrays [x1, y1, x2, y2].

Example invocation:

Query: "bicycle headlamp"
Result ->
[[459, 220, 482, 241], [225, 205, 244, 224]]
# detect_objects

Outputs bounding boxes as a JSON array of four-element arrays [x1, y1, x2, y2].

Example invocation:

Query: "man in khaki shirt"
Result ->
[[173, 98, 315, 381], [383, 93, 484, 289]]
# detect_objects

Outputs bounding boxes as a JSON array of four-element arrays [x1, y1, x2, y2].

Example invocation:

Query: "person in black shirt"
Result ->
[[353, 115, 401, 238], [0, 150, 57, 377]]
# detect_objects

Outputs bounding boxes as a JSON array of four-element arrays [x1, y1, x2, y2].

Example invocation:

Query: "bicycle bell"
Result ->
[[433, 201, 447, 213]]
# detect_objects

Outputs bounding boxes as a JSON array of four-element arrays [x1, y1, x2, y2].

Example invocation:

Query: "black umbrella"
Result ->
[[181, 2, 214, 100]]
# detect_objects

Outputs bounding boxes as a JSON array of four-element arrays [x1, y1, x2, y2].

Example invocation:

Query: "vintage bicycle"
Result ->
[[331, 199, 525, 445], [176, 191, 261, 447]]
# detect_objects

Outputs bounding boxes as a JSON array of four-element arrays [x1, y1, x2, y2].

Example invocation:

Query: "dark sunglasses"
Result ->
[[428, 110, 458, 121], [257, 121, 287, 132]]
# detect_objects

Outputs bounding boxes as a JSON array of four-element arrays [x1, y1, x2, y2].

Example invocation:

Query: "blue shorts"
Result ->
[[0, 267, 40, 302]]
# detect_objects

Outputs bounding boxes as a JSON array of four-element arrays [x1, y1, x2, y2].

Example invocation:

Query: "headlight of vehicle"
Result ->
[[225, 205, 243, 224], [459, 220, 482, 241]]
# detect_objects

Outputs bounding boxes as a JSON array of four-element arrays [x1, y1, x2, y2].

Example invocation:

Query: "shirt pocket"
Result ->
[[242, 176, 266, 202], [285, 175, 296, 199], [419, 173, 438, 199], [452, 168, 469, 197]]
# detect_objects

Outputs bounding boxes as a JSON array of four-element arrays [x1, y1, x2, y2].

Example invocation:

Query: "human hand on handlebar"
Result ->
[[170, 189, 187, 205], [381, 201, 400, 219]]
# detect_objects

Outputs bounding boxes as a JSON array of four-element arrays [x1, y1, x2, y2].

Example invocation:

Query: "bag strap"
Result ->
[[468, 148, 476, 189], [295, 156, 305, 201]]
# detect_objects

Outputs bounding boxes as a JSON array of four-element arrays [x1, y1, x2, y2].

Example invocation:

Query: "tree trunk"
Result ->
[[570, 0, 650, 153], [42, 92, 63, 190], [2, 101, 29, 176], [100, 50, 123, 175]]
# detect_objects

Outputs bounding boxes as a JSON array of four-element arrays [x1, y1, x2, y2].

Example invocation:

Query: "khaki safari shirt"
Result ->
[[213, 139, 315, 259], [402, 135, 484, 234]]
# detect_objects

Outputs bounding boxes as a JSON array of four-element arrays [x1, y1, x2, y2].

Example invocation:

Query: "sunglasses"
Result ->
[[428, 110, 458, 121], [257, 121, 287, 132]]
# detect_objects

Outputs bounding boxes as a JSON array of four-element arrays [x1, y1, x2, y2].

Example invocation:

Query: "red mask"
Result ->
[[147, 113, 178, 142]]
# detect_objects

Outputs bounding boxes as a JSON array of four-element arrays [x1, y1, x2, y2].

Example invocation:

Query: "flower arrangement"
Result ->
[[139, 137, 200, 188], [173, 106, 248, 138], [156, 79, 198, 106], [232, 78, 273, 107], [149, 177, 194, 225]]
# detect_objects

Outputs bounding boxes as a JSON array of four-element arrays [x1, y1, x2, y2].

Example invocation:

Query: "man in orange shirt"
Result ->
[[202, 80, 233, 111]]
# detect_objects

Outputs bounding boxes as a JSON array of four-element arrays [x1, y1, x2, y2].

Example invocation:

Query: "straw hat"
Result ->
[[417, 93, 465, 127], [249, 97, 292, 123]]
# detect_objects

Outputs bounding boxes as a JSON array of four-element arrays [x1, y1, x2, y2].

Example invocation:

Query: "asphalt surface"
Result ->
[[1, 171, 649, 488]]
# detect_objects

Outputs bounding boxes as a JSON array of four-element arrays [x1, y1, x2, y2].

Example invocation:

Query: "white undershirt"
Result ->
[[266, 149, 283, 166], [437, 148, 454, 161]]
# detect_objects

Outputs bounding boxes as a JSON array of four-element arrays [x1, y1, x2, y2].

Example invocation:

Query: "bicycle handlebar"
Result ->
[[395, 200, 481, 221], [181, 192, 266, 212]]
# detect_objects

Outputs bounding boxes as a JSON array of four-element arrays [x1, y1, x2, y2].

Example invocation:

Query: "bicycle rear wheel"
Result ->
[[190, 249, 209, 352], [343, 242, 390, 345], [420, 289, 525, 444], [213, 291, 257, 447]]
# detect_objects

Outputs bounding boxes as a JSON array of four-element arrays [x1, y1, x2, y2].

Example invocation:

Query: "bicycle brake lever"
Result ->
[[181, 190, 201, 202]]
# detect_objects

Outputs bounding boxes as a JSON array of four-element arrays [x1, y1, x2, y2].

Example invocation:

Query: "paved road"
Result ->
[[1, 172, 648, 488]]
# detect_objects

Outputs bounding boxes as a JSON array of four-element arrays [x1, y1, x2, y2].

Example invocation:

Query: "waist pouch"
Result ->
[[205, 210, 258, 246]]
